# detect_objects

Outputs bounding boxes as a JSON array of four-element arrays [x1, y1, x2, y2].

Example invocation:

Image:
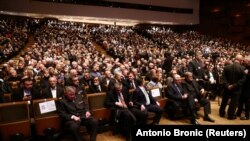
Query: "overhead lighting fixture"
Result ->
[[235, 14, 241, 17], [211, 8, 220, 13]]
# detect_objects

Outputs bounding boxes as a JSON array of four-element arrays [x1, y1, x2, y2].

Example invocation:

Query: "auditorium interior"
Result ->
[[0, 0, 250, 141]]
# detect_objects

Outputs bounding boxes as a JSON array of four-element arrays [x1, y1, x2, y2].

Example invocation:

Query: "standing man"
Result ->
[[57, 86, 98, 141], [219, 54, 246, 120], [188, 51, 206, 87], [237, 56, 250, 120]]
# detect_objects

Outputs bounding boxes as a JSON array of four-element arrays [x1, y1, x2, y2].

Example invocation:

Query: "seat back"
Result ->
[[0, 101, 31, 141], [32, 98, 62, 136], [87, 93, 111, 121], [149, 87, 167, 109], [3, 93, 12, 102]]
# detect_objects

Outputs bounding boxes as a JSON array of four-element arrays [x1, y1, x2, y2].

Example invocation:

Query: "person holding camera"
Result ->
[[188, 51, 206, 87]]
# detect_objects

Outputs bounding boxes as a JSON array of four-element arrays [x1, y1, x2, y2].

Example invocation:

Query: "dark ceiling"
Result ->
[[199, 0, 250, 44]]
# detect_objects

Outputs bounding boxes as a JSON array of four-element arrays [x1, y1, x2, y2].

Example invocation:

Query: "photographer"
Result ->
[[188, 51, 206, 87]]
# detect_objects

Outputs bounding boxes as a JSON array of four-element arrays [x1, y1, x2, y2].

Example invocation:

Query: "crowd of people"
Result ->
[[0, 16, 249, 141], [0, 18, 29, 63]]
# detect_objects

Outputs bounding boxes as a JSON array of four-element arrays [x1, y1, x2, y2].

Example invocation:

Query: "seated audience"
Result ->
[[182, 72, 215, 123], [11, 77, 41, 101], [104, 82, 147, 141], [133, 78, 163, 125], [166, 74, 198, 124], [88, 76, 106, 93], [41, 76, 64, 98], [57, 86, 98, 141]]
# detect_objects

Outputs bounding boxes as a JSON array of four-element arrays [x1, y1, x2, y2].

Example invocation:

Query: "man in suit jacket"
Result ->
[[123, 72, 139, 90], [100, 69, 112, 91], [41, 76, 64, 99], [107, 72, 125, 92], [104, 82, 147, 141], [220, 54, 246, 120], [70, 76, 86, 96], [133, 78, 163, 125], [57, 86, 98, 141], [188, 51, 206, 88], [182, 72, 215, 122], [237, 56, 250, 120], [167, 74, 198, 124], [12, 77, 41, 101], [88, 76, 106, 94]]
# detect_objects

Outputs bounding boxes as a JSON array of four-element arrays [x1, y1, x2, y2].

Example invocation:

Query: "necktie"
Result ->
[[132, 81, 136, 89], [98, 85, 101, 92], [175, 84, 181, 94], [131, 81, 136, 89], [119, 93, 127, 108], [141, 87, 150, 105]]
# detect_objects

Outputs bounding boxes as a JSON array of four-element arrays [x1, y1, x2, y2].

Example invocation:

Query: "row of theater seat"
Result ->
[[0, 89, 167, 141]]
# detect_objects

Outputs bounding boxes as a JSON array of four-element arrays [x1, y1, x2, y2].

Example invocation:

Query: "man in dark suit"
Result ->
[[104, 82, 147, 141], [166, 74, 198, 124], [219, 55, 245, 120], [88, 76, 106, 94], [100, 69, 112, 91], [70, 76, 86, 96], [220, 54, 246, 120], [41, 76, 64, 98], [57, 86, 98, 141], [107, 72, 125, 92], [123, 72, 138, 90], [188, 51, 206, 87], [11, 77, 41, 101], [237, 56, 250, 120], [182, 72, 215, 122], [133, 78, 163, 125]]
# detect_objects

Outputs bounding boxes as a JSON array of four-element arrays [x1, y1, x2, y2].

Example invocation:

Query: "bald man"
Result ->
[[219, 54, 246, 120], [236, 56, 250, 120]]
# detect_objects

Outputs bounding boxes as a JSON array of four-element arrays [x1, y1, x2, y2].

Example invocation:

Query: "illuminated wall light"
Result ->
[[235, 14, 241, 17], [212, 8, 220, 13]]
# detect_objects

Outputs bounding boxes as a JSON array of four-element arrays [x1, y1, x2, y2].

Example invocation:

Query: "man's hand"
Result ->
[[129, 101, 133, 106], [228, 85, 234, 90], [115, 102, 127, 108], [23, 95, 32, 101], [200, 88, 205, 94], [71, 115, 81, 122], [182, 93, 188, 99], [156, 101, 160, 106], [141, 105, 146, 111], [85, 111, 91, 118]]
